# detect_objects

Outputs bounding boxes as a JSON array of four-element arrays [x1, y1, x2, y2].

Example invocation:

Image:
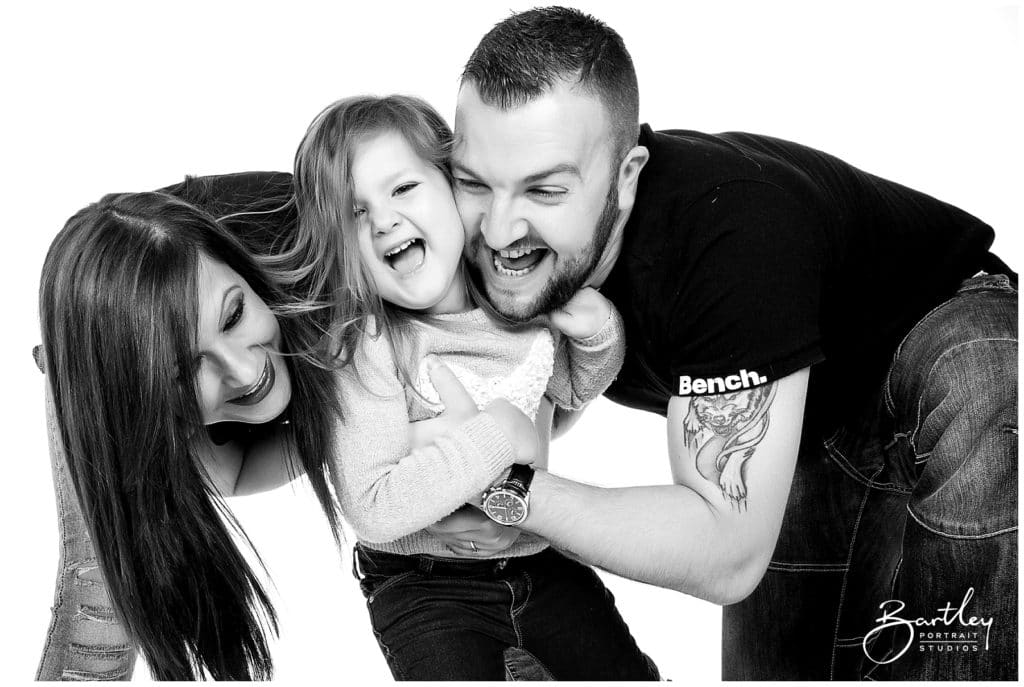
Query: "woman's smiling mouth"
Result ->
[[227, 354, 276, 406]]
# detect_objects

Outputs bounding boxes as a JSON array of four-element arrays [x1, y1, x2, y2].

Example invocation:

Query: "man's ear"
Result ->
[[616, 145, 650, 212]]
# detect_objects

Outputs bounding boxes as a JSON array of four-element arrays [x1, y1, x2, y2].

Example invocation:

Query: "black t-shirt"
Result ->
[[601, 126, 1010, 428]]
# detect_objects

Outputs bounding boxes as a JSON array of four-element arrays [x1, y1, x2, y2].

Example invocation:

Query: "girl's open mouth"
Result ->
[[385, 238, 426, 275]]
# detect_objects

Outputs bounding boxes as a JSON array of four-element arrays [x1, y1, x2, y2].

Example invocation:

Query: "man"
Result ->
[[440, 5, 1017, 681]]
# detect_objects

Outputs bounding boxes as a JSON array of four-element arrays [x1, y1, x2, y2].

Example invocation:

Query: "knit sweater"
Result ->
[[334, 307, 625, 557]]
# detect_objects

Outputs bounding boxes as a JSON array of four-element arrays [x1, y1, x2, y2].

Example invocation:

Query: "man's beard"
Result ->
[[467, 180, 619, 322]]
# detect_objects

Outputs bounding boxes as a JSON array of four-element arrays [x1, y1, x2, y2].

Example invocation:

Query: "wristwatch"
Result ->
[[481, 464, 534, 526]]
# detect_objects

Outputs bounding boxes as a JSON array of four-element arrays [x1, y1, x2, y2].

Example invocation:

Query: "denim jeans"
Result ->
[[35, 376, 138, 681], [353, 544, 660, 681], [722, 274, 1018, 680]]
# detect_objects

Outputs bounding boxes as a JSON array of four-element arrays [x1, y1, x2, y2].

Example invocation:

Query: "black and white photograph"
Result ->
[[4, 0, 1019, 682]]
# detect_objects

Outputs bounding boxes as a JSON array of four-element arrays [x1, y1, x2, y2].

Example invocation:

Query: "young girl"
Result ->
[[292, 95, 659, 681]]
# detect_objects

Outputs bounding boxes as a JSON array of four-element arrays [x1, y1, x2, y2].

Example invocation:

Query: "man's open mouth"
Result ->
[[385, 238, 426, 275], [228, 355, 275, 406], [492, 246, 548, 277]]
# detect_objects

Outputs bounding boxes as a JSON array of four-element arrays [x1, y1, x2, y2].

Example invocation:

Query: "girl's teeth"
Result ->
[[386, 239, 415, 257]]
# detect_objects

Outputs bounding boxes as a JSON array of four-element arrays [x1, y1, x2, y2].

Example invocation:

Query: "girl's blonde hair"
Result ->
[[287, 94, 461, 385]]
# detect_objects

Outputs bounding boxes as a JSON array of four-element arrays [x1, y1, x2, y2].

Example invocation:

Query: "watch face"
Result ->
[[484, 492, 527, 525]]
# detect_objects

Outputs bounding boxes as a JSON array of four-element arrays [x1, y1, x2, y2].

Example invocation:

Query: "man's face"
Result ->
[[453, 81, 620, 321]]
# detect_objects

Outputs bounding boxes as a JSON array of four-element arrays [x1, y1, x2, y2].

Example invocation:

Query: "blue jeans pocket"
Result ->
[[823, 425, 913, 495], [883, 278, 1017, 538]]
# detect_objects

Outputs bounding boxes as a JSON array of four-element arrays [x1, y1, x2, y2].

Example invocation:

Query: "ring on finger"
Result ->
[[470, 540, 478, 553]]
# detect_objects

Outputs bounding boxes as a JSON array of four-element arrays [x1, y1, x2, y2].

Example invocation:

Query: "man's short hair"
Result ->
[[461, 6, 640, 162]]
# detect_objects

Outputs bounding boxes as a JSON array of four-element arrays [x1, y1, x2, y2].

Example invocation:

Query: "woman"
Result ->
[[35, 178, 342, 680]]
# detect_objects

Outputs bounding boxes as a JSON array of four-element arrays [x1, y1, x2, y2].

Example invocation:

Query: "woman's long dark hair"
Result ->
[[38, 191, 341, 680]]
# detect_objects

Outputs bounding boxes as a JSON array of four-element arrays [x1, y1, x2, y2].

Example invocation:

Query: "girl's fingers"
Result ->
[[426, 356, 477, 417]]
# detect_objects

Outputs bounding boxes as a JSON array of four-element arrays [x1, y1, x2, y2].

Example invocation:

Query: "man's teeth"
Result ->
[[498, 247, 537, 259], [385, 239, 416, 257], [494, 254, 538, 277]]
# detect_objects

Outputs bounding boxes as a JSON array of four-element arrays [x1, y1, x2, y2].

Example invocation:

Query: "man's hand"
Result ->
[[427, 505, 522, 557], [409, 356, 538, 465], [546, 286, 612, 340]]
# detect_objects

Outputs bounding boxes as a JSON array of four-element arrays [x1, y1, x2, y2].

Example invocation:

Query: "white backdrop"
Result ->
[[2, 0, 1020, 683]]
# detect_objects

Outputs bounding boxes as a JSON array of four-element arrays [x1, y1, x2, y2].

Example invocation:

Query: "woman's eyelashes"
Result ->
[[224, 296, 245, 331], [190, 296, 246, 373]]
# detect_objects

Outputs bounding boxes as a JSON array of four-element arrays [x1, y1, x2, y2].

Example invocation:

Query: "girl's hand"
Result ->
[[480, 398, 537, 465], [547, 286, 612, 340], [412, 356, 538, 465], [426, 505, 522, 557], [407, 357, 480, 449]]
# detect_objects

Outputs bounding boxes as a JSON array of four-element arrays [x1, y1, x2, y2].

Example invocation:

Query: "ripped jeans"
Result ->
[[723, 273, 1018, 680], [35, 381, 137, 681]]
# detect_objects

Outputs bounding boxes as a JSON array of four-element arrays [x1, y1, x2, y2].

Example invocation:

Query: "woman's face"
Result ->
[[193, 254, 292, 425]]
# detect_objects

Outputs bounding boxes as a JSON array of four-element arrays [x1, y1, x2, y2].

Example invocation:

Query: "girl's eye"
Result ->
[[224, 297, 245, 331], [394, 182, 419, 196], [353, 207, 366, 218]]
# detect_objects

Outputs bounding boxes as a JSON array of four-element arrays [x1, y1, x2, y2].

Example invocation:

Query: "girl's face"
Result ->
[[350, 131, 468, 314], [193, 254, 292, 425]]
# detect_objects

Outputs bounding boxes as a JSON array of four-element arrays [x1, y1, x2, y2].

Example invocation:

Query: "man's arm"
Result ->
[[518, 367, 808, 604]]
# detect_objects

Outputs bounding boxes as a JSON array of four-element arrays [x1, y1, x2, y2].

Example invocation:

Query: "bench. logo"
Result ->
[[678, 369, 768, 396]]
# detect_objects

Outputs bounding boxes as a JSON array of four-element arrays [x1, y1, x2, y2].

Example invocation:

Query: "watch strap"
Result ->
[[506, 463, 534, 495]]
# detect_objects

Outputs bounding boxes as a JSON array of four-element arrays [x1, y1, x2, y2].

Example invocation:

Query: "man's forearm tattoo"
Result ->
[[682, 382, 777, 511]]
